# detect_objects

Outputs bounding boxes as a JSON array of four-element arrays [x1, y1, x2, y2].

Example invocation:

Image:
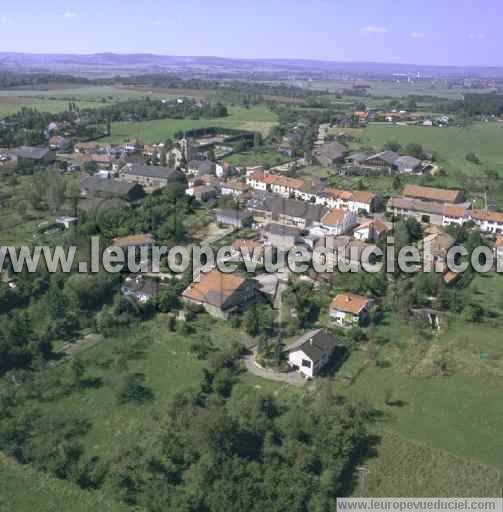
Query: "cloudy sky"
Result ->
[[0, 0, 500, 66]]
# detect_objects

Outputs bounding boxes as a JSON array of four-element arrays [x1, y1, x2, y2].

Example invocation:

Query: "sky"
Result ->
[[0, 0, 501, 67]]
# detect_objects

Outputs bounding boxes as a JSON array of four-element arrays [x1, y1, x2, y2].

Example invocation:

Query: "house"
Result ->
[[221, 180, 249, 197], [346, 152, 371, 166], [215, 208, 253, 228], [80, 176, 145, 202], [121, 164, 187, 192], [330, 293, 373, 327], [13, 146, 56, 165], [442, 204, 470, 227], [316, 208, 358, 236], [315, 188, 353, 210], [246, 171, 305, 197], [470, 210, 503, 235], [362, 151, 399, 170], [315, 188, 378, 214], [262, 223, 303, 250], [418, 228, 456, 271], [123, 139, 144, 154], [442, 206, 503, 235], [122, 275, 160, 303], [288, 329, 338, 378], [315, 142, 347, 167], [403, 185, 463, 204], [353, 219, 391, 242], [350, 191, 379, 213], [182, 269, 258, 319], [253, 196, 328, 229], [388, 196, 453, 226], [186, 184, 218, 202], [394, 155, 423, 174], [188, 159, 217, 176]]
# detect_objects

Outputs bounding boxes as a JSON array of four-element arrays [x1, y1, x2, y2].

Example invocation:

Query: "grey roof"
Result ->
[[263, 223, 303, 238], [80, 176, 142, 197], [388, 196, 445, 215], [292, 329, 337, 363], [189, 159, 216, 175], [366, 151, 399, 165], [262, 197, 328, 223], [394, 155, 422, 171], [347, 152, 371, 163], [124, 164, 186, 182], [13, 146, 52, 160], [216, 209, 252, 222]]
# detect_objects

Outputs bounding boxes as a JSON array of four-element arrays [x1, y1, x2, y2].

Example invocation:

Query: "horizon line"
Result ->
[[1, 51, 503, 71]]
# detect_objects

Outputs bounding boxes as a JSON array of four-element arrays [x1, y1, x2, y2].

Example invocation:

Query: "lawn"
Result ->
[[359, 122, 503, 179], [100, 106, 278, 143]]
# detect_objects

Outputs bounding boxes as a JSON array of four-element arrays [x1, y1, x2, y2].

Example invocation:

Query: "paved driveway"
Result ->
[[243, 352, 307, 387]]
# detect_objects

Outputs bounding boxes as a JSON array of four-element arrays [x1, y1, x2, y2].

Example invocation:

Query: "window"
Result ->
[[301, 359, 312, 368]]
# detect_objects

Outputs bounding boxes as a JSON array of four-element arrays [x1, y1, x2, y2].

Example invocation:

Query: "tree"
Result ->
[[243, 304, 274, 337], [404, 143, 426, 160], [70, 358, 86, 387], [384, 140, 402, 152], [253, 132, 262, 150], [83, 161, 98, 174], [156, 287, 179, 312], [116, 373, 154, 404], [463, 303, 484, 323], [465, 152, 480, 164], [159, 147, 167, 167]]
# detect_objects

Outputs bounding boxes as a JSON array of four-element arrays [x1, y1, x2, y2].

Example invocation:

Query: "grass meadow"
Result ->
[[360, 122, 503, 178], [100, 105, 278, 143]]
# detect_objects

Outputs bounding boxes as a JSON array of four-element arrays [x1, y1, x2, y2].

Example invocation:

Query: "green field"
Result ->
[[359, 122, 503, 178], [100, 105, 278, 143], [0, 96, 108, 117]]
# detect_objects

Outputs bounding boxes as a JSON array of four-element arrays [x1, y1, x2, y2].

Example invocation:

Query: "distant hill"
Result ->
[[1, 52, 503, 78]]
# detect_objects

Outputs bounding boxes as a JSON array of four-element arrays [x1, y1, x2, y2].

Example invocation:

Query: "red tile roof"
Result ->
[[182, 269, 248, 308], [403, 185, 462, 203], [330, 293, 371, 315], [322, 208, 349, 226]]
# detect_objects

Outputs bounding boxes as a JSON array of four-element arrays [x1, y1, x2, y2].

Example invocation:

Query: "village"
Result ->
[[2, 44, 503, 505]]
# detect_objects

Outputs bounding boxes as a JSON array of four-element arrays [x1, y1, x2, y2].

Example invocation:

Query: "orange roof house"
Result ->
[[329, 293, 373, 327], [403, 185, 463, 204], [182, 269, 258, 319]]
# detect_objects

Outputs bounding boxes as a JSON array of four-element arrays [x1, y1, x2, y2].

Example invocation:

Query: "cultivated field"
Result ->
[[0, 84, 213, 118]]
